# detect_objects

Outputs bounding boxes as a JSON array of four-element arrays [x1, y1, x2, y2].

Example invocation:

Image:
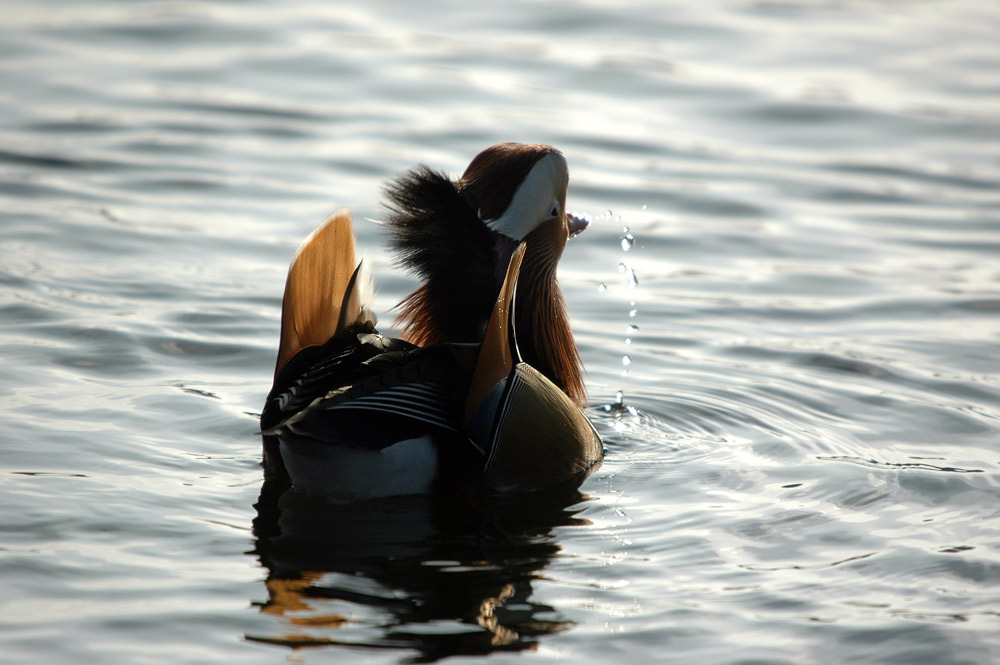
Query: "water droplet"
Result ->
[[627, 324, 639, 334], [625, 337, 632, 345], [620, 233, 635, 252], [615, 390, 624, 404], [628, 309, 637, 318], [618, 262, 626, 273], [622, 355, 632, 367], [597, 282, 607, 292], [626, 268, 638, 288], [641, 204, 647, 210]]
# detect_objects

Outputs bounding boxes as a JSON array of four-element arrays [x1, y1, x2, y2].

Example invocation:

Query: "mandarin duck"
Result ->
[[261, 143, 602, 501]]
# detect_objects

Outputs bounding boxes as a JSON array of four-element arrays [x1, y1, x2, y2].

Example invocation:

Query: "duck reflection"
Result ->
[[248, 446, 594, 660]]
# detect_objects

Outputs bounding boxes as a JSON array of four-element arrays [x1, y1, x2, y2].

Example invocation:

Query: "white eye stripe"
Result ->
[[484, 152, 568, 240]]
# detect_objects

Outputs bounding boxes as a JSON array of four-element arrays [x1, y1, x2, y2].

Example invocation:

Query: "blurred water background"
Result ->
[[1, 1, 998, 663]]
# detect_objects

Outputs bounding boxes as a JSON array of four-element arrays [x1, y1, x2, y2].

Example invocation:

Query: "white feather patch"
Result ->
[[484, 151, 568, 240]]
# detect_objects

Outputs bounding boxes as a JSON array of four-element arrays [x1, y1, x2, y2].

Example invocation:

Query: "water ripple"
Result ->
[[2, 1, 999, 664], [816, 456, 985, 475]]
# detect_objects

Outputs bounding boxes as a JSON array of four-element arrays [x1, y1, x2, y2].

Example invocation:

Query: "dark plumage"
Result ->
[[384, 166, 501, 345], [260, 143, 601, 501]]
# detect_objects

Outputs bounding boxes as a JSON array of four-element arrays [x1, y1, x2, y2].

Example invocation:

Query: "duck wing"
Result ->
[[464, 244, 603, 492], [264, 326, 478, 452], [275, 210, 375, 377]]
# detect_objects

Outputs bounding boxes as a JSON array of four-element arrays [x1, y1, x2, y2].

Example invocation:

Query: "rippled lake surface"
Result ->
[[2, 1, 999, 663]]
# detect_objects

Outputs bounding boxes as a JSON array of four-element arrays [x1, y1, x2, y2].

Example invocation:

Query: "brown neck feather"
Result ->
[[514, 219, 587, 408], [395, 284, 444, 346]]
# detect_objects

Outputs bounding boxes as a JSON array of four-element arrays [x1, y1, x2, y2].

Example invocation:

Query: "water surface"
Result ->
[[1, 1, 999, 663]]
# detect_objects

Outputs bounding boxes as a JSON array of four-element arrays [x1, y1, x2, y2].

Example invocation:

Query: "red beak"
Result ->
[[567, 213, 590, 238]]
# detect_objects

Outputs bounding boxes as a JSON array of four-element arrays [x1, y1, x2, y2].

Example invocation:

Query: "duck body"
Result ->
[[261, 143, 602, 501], [263, 324, 485, 499]]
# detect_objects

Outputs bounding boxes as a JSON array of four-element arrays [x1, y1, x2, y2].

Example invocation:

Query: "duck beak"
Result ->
[[566, 212, 590, 238]]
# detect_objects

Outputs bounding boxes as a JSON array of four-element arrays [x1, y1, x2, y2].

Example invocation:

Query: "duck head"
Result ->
[[460, 142, 589, 245], [385, 142, 589, 407]]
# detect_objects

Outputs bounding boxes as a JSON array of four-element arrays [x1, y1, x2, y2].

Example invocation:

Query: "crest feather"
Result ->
[[384, 167, 497, 344]]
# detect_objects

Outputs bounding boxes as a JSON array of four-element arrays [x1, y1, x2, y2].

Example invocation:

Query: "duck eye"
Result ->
[[549, 202, 560, 218]]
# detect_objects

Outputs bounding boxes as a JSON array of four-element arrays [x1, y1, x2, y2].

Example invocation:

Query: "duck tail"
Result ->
[[274, 210, 375, 377]]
